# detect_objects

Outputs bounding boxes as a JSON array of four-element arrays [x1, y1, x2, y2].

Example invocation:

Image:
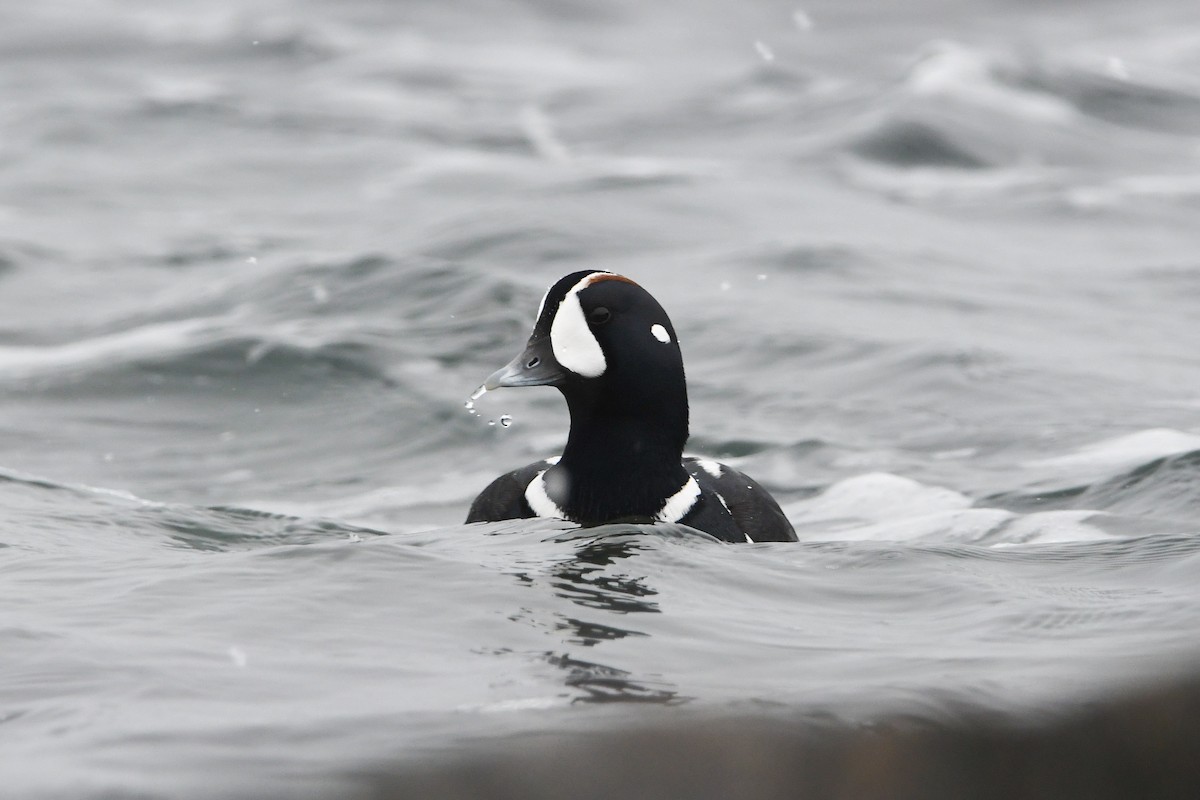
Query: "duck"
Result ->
[[466, 271, 797, 543]]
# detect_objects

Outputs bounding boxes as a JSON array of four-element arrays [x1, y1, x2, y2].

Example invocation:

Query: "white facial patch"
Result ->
[[650, 324, 670, 343], [550, 273, 610, 378], [535, 288, 550, 325]]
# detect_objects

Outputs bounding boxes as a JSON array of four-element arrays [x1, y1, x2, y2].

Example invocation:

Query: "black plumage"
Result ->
[[467, 271, 796, 543]]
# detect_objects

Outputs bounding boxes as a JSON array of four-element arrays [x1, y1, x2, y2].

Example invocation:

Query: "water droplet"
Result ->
[[1105, 56, 1130, 80], [756, 273, 768, 281], [488, 419, 496, 426], [754, 41, 775, 62], [228, 646, 248, 668], [720, 280, 732, 291], [793, 9, 814, 31], [245, 256, 258, 264], [499, 414, 513, 428], [470, 384, 488, 402], [347, 533, 362, 543], [311, 283, 329, 303]]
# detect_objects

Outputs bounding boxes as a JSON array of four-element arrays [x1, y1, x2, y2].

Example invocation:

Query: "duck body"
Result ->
[[468, 455, 795, 543], [466, 271, 797, 544]]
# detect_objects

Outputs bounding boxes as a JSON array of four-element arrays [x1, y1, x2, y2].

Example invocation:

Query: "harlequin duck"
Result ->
[[466, 271, 797, 543]]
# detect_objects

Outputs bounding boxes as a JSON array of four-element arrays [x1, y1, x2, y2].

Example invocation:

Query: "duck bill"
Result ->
[[483, 336, 567, 390]]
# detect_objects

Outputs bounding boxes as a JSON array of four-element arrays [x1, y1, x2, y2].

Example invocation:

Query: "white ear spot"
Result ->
[[550, 274, 608, 378], [650, 324, 670, 343]]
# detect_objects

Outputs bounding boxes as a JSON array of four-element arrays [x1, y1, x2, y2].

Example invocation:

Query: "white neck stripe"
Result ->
[[655, 476, 700, 523], [525, 470, 565, 519]]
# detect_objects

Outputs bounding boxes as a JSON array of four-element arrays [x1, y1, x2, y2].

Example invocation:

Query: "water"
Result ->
[[3, 0, 1200, 796]]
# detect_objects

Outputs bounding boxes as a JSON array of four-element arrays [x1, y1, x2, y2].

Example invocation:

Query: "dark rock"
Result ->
[[360, 675, 1200, 800]]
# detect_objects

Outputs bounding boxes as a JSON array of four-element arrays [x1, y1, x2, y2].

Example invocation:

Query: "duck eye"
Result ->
[[587, 306, 612, 326]]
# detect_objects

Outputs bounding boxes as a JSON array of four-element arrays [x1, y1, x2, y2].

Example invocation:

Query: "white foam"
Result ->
[[793, 507, 1011, 543], [787, 472, 971, 526], [994, 510, 1111, 545], [785, 472, 1125, 545]]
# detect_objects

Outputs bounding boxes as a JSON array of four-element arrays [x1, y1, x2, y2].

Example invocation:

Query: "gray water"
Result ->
[[4, 0, 1200, 797]]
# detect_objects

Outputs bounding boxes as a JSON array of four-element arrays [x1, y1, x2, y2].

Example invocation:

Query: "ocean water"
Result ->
[[3, 0, 1200, 796]]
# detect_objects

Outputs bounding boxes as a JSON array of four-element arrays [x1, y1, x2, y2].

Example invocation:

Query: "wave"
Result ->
[[0, 319, 393, 387], [993, 448, 1200, 521], [838, 40, 1200, 201], [0, 256, 537, 390], [0, 467, 387, 552], [1022, 55, 1200, 137], [1025, 429, 1200, 473], [938, 430, 1200, 535]]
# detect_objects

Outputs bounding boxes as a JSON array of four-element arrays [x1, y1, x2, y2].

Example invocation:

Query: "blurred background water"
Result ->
[[3, 0, 1200, 796]]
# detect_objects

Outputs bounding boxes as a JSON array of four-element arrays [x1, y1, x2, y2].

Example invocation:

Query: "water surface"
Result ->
[[3, 0, 1200, 796]]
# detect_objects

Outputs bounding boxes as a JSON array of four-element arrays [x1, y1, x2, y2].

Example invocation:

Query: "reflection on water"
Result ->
[[509, 535, 661, 622], [508, 533, 686, 702], [509, 536, 657, 644], [549, 537, 661, 614], [545, 653, 689, 705], [555, 616, 648, 647]]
